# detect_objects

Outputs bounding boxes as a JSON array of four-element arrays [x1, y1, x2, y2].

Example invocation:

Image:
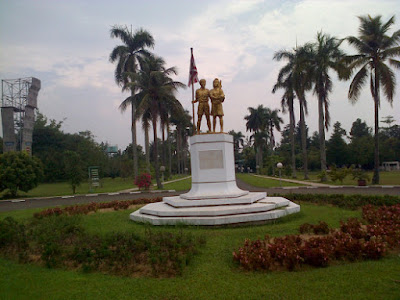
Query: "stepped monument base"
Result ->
[[130, 133, 300, 225]]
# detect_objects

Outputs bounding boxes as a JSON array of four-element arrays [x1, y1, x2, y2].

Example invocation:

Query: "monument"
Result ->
[[130, 77, 300, 226]]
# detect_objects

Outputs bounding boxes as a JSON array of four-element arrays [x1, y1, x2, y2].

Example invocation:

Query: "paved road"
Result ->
[[0, 179, 399, 213], [0, 191, 181, 212]]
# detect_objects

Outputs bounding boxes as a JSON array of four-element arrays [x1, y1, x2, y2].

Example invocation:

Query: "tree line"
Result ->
[[271, 14, 399, 183]]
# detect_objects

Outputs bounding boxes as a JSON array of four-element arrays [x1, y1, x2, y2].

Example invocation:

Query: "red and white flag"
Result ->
[[188, 49, 199, 87]]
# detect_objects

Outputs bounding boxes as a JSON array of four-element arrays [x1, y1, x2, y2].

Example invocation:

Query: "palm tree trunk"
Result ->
[[144, 125, 150, 173], [152, 118, 162, 189], [299, 100, 309, 179], [161, 123, 166, 168], [318, 96, 327, 181], [131, 95, 138, 178], [372, 74, 380, 184], [167, 122, 172, 178], [289, 105, 296, 178], [177, 128, 181, 174]]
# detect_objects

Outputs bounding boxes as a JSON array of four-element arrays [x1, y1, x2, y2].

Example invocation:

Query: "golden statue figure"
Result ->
[[192, 79, 211, 133], [210, 78, 225, 132]]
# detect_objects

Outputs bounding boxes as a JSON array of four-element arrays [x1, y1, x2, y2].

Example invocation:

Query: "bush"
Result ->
[[329, 165, 351, 183], [0, 151, 43, 197], [281, 193, 400, 210], [33, 197, 162, 219], [234, 204, 400, 272], [0, 213, 204, 277], [134, 173, 152, 190]]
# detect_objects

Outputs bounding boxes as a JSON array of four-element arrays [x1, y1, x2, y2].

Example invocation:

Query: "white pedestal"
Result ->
[[130, 133, 300, 225], [181, 134, 248, 199]]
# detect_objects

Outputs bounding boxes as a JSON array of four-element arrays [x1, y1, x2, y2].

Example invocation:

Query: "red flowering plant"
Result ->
[[134, 173, 152, 190]]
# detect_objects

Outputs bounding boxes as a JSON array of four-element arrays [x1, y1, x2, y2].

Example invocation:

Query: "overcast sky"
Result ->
[[1, 0, 399, 150]]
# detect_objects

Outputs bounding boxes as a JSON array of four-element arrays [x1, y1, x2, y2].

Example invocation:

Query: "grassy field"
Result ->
[[162, 176, 192, 191], [283, 171, 400, 186], [236, 173, 305, 187], [0, 174, 190, 199], [1, 203, 399, 299]]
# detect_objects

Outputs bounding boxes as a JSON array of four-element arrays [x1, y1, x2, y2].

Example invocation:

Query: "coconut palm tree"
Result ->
[[140, 109, 151, 173], [109, 25, 154, 178], [170, 109, 192, 174], [272, 56, 297, 177], [228, 130, 245, 156], [273, 45, 313, 179], [344, 15, 400, 184], [245, 105, 268, 172], [308, 32, 349, 181], [265, 108, 283, 151], [129, 55, 185, 188]]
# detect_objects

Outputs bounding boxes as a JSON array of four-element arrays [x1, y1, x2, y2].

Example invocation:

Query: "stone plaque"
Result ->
[[199, 150, 224, 170]]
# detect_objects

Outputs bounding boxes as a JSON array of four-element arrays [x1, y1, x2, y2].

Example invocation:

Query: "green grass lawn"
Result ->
[[285, 171, 400, 186], [1, 203, 399, 299], [236, 173, 305, 187], [0, 177, 137, 199], [162, 177, 191, 191]]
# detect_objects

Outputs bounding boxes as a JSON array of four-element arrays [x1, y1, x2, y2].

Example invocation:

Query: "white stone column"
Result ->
[[180, 133, 248, 199]]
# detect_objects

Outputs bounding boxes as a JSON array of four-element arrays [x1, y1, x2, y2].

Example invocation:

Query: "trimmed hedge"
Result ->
[[280, 193, 400, 209]]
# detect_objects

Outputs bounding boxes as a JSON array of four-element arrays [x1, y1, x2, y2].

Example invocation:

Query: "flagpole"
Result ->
[[191, 48, 196, 134]]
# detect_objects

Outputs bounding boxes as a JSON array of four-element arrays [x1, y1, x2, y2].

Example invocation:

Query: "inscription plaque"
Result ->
[[199, 150, 224, 170]]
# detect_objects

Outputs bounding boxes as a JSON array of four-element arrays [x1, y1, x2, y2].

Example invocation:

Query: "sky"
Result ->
[[1, 0, 399, 151]]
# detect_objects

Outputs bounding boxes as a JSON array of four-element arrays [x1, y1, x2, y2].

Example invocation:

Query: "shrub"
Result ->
[[281, 193, 400, 210], [0, 214, 204, 277], [234, 204, 400, 272], [134, 173, 152, 190], [33, 197, 162, 219], [329, 165, 351, 183], [0, 151, 43, 197]]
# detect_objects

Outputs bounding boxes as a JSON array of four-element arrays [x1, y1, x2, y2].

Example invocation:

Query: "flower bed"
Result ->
[[233, 204, 400, 271]]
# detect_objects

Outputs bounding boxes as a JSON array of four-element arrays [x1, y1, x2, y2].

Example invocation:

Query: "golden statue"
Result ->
[[210, 78, 225, 132], [192, 79, 211, 133]]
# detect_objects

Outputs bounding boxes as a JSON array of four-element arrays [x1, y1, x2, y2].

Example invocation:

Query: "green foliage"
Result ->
[[351, 168, 370, 182], [0, 151, 43, 197], [327, 122, 349, 166], [33, 113, 109, 182], [0, 213, 204, 277], [283, 193, 400, 210], [64, 151, 84, 194], [329, 165, 351, 183]]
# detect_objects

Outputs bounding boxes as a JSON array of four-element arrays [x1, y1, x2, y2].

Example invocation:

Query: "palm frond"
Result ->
[[348, 65, 368, 103]]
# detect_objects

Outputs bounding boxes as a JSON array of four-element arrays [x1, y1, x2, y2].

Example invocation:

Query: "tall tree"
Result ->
[[272, 54, 297, 178], [244, 105, 268, 172], [265, 108, 283, 153], [109, 25, 154, 178], [326, 122, 348, 166], [273, 45, 313, 179], [345, 15, 400, 184], [309, 32, 349, 181], [130, 55, 185, 188]]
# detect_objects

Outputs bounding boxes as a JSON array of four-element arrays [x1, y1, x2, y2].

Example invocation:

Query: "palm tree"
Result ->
[[109, 25, 154, 178], [244, 105, 268, 172], [140, 109, 151, 173], [265, 108, 283, 152], [130, 55, 185, 188], [273, 45, 313, 179], [272, 56, 296, 177], [170, 109, 192, 174], [228, 130, 245, 156], [345, 15, 400, 184], [309, 32, 349, 181]]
